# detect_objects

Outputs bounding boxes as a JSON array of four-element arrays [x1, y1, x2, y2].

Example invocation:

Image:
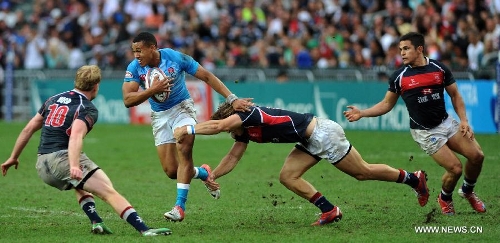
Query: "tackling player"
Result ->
[[173, 102, 430, 226]]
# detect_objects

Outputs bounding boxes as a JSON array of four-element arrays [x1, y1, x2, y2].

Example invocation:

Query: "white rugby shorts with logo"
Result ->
[[151, 98, 197, 146], [410, 116, 459, 155]]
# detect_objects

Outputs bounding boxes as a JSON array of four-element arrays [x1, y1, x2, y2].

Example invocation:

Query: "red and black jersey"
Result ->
[[388, 57, 455, 130], [233, 106, 314, 144], [37, 90, 98, 154]]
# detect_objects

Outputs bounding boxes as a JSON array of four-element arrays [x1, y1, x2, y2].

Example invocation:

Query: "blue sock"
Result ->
[[396, 169, 419, 188], [121, 206, 149, 233], [176, 183, 190, 210], [440, 189, 453, 201], [309, 192, 334, 213], [193, 167, 209, 180], [79, 195, 103, 224]]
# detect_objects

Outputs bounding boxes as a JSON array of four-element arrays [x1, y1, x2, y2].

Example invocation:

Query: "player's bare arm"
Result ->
[[446, 83, 473, 139], [1, 114, 43, 176], [174, 115, 243, 142], [344, 91, 399, 121], [122, 77, 171, 108], [193, 65, 254, 112], [211, 141, 248, 181], [68, 119, 89, 180]]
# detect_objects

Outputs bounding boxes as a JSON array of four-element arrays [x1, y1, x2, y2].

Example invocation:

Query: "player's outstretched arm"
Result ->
[[344, 91, 399, 121], [193, 65, 254, 111], [174, 115, 243, 143], [343, 105, 362, 122], [211, 141, 248, 182], [1, 114, 44, 176]]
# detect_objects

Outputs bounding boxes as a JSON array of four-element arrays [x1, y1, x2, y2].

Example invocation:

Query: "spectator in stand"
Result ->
[[368, 38, 386, 67], [194, 0, 219, 22], [45, 25, 69, 69], [1, 0, 499, 72], [466, 29, 484, 71], [266, 6, 286, 38], [144, 2, 165, 30], [23, 25, 46, 69], [483, 16, 500, 52], [384, 42, 403, 69], [67, 41, 86, 69], [241, 0, 266, 28], [294, 39, 313, 69], [124, 0, 151, 21]]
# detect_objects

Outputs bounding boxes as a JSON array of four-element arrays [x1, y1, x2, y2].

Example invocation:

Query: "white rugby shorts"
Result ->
[[410, 116, 459, 155], [299, 117, 351, 164], [151, 98, 197, 146]]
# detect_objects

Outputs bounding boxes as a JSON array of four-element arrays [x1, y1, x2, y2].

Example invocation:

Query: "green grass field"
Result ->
[[0, 122, 498, 243]]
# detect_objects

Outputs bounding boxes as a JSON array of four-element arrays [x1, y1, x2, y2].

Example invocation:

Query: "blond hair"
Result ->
[[74, 65, 101, 91], [211, 102, 236, 120]]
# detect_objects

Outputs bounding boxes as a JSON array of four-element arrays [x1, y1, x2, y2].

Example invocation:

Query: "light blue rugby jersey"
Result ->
[[124, 48, 200, 112]]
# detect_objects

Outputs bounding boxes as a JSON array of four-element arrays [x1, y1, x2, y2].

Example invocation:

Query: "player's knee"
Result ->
[[96, 188, 119, 203], [278, 173, 288, 185], [278, 171, 294, 186], [447, 163, 463, 177], [163, 167, 177, 179], [468, 150, 484, 166], [175, 143, 193, 155]]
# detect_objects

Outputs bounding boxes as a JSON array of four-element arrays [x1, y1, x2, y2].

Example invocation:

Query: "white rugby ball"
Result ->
[[145, 67, 170, 103]]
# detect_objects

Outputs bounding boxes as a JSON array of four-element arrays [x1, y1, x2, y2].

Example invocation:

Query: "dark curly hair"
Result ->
[[211, 102, 236, 120]]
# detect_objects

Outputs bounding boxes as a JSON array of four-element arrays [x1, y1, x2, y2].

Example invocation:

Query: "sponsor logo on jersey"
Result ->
[[422, 88, 432, 95], [57, 96, 71, 104], [409, 78, 419, 86]]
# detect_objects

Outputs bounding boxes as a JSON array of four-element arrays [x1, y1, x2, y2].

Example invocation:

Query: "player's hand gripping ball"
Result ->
[[145, 67, 170, 103]]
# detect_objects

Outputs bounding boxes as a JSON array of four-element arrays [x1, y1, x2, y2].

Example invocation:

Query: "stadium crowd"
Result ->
[[0, 0, 500, 74]]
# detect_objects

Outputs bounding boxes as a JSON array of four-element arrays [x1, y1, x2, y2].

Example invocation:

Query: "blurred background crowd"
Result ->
[[0, 0, 500, 74]]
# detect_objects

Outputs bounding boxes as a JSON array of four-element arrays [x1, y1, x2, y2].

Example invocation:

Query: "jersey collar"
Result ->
[[72, 89, 89, 100], [408, 56, 429, 68]]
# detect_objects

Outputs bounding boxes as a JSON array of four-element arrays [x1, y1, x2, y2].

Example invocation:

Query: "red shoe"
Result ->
[[412, 171, 429, 207], [311, 206, 343, 226], [164, 205, 185, 222], [458, 188, 486, 213], [201, 164, 220, 199], [437, 194, 455, 215]]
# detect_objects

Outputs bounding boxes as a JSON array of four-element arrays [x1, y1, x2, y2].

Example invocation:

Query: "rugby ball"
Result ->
[[145, 67, 170, 103]]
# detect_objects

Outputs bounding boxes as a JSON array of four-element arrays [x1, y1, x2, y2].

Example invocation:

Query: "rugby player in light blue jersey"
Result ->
[[122, 32, 253, 222]]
